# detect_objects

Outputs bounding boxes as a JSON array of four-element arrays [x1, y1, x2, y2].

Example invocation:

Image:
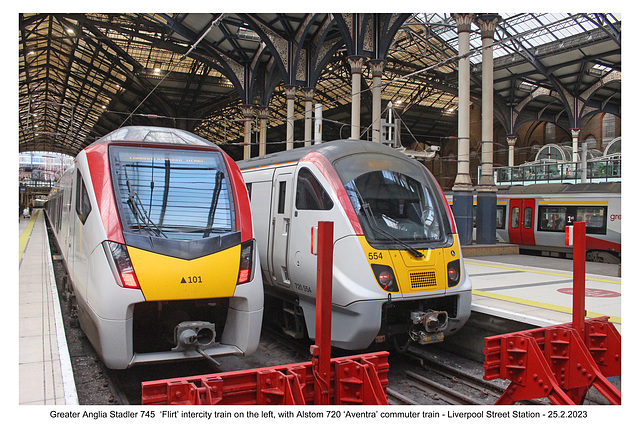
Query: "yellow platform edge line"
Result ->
[[465, 260, 621, 284], [19, 210, 39, 262], [472, 289, 621, 324]]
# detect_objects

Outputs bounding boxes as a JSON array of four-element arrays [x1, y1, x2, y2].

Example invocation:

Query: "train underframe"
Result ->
[[265, 290, 464, 351], [519, 245, 620, 264], [132, 298, 229, 354]]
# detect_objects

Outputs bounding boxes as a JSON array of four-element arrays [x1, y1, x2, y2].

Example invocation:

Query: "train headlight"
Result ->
[[237, 240, 254, 284], [447, 259, 460, 287], [104, 241, 140, 289], [371, 264, 399, 292]]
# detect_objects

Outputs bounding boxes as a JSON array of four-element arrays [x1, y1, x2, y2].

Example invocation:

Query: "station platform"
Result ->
[[464, 253, 621, 332], [18, 210, 77, 405]]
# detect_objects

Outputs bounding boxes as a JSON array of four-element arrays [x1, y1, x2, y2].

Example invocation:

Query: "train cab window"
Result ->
[[523, 207, 533, 229], [576, 207, 607, 235], [343, 169, 443, 243], [510, 207, 519, 228], [246, 183, 252, 200], [75, 170, 92, 224], [539, 207, 566, 232], [110, 146, 234, 240], [295, 168, 333, 211]]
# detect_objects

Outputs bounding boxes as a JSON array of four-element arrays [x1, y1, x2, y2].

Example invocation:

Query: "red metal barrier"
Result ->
[[141, 351, 389, 405], [484, 317, 621, 404], [483, 222, 621, 405], [141, 221, 390, 405]]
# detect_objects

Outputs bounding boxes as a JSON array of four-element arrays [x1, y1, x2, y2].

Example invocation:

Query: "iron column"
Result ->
[[452, 13, 474, 245], [476, 13, 500, 245]]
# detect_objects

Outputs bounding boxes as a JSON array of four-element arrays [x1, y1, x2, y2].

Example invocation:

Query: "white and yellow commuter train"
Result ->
[[239, 140, 472, 350]]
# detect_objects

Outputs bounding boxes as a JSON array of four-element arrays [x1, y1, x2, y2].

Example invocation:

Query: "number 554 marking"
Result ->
[[368, 252, 383, 260]]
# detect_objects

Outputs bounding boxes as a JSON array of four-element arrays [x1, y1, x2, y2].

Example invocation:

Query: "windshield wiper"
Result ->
[[351, 183, 423, 257], [360, 202, 425, 258], [124, 168, 167, 238], [204, 171, 224, 238]]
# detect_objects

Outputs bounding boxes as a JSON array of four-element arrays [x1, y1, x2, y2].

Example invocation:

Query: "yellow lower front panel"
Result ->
[[128, 245, 241, 301], [358, 235, 462, 294], [391, 248, 446, 294]]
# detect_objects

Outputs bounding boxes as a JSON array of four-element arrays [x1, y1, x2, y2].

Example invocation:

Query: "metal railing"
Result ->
[[494, 155, 621, 186]]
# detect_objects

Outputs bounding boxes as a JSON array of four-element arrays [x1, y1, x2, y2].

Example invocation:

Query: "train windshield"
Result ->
[[335, 154, 444, 246], [110, 146, 234, 240]]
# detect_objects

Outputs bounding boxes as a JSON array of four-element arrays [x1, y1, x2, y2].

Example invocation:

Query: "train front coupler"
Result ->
[[173, 321, 221, 367], [409, 310, 448, 344]]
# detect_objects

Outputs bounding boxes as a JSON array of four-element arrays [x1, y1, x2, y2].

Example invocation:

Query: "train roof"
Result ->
[[238, 139, 417, 170], [497, 181, 620, 194], [87, 126, 219, 148]]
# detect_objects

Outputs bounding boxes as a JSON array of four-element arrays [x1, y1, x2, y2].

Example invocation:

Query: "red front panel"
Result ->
[[84, 142, 125, 243], [222, 152, 254, 242]]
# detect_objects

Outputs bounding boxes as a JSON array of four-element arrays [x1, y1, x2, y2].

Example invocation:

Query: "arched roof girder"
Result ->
[[332, 13, 411, 59], [577, 71, 621, 125], [156, 13, 256, 103], [496, 26, 575, 128], [509, 89, 571, 135]]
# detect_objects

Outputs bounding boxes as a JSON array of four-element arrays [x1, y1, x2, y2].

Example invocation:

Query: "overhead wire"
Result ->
[[117, 14, 225, 129]]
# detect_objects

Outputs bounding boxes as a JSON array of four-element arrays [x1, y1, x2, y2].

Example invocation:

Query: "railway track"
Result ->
[[386, 345, 506, 405]]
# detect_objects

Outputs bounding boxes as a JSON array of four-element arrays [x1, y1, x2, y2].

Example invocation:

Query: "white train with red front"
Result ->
[[44, 126, 263, 369], [239, 139, 472, 351], [495, 182, 621, 263]]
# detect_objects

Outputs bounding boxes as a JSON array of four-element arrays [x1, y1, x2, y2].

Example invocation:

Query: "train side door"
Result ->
[[508, 198, 536, 245], [288, 166, 336, 297], [269, 170, 293, 288]]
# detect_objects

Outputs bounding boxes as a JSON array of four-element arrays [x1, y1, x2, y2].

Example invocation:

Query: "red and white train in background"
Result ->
[[453, 182, 621, 263], [45, 126, 263, 369], [496, 182, 621, 263]]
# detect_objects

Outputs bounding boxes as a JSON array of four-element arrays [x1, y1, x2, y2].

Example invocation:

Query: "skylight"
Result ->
[[413, 13, 621, 65]]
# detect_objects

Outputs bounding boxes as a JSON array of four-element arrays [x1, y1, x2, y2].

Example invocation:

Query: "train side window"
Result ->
[[523, 207, 533, 229], [496, 206, 506, 229], [246, 183, 252, 201], [510, 206, 519, 228], [75, 170, 92, 224], [295, 168, 334, 210], [277, 181, 287, 214], [576, 206, 607, 235], [539, 206, 566, 232]]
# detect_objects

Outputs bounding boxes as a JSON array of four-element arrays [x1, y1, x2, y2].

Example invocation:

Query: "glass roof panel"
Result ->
[[412, 13, 621, 65]]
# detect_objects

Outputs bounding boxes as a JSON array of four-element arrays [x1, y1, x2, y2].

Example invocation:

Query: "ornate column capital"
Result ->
[[571, 128, 581, 139], [300, 87, 315, 102], [475, 14, 501, 38], [284, 85, 297, 100], [256, 105, 270, 120], [240, 104, 254, 118], [369, 59, 386, 77], [347, 55, 366, 74], [507, 135, 517, 146], [452, 13, 475, 32]]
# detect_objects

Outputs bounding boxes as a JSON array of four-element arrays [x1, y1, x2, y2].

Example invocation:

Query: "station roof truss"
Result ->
[[19, 13, 621, 159]]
